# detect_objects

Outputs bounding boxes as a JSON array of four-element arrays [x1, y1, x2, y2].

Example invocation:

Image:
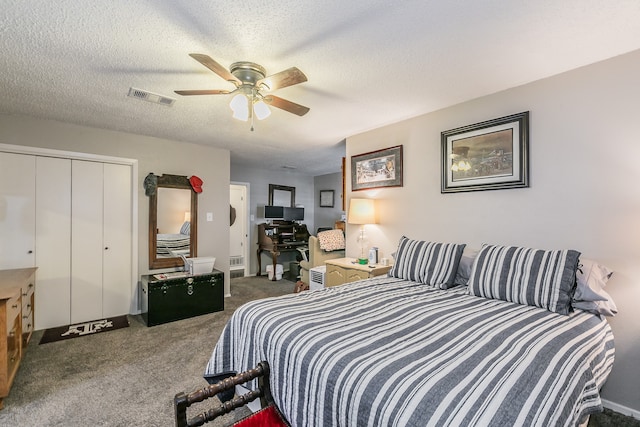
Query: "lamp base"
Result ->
[[357, 258, 368, 265]]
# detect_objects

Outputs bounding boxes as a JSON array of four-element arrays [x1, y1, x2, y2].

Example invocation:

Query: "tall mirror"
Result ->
[[146, 173, 198, 269]]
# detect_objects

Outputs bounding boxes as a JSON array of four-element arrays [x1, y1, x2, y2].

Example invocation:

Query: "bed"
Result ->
[[205, 239, 616, 427]]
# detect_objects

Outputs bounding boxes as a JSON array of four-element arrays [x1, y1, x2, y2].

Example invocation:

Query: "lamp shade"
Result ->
[[230, 93, 249, 121], [347, 198, 376, 224], [253, 100, 271, 120]]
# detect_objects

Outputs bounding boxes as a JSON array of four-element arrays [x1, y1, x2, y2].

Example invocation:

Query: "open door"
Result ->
[[230, 183, 249, 278]]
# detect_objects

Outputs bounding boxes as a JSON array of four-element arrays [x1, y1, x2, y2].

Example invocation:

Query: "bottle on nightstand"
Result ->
[[368, 247, 378, 265]]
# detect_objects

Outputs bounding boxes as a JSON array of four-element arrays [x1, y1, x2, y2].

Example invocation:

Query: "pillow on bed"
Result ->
[[388, 236, 465, 288], [572, 296, 618, 317], [180, 221, 191, 235], [468, 244, 580, 315], [572, 258, 616, 316], [453, 247, 479, 286], [574, 258, 613, 302]]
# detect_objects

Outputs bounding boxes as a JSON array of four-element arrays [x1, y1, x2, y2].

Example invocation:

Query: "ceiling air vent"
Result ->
[[127, 87, 176, 107]]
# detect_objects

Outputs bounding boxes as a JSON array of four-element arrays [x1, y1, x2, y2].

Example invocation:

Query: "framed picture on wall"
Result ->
[[319, 190, 334, 207], [351, 145, 403, 191], [441, 111, 529, 193]]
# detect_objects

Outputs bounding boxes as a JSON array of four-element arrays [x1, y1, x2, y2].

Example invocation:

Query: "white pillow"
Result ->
[[572, 258, 616, 316], [574, 259, 613, 302], [572, 291, 618, 316]]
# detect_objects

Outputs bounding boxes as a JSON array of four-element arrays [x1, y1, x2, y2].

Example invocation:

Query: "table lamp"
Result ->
[[347, 198, 376, 264]]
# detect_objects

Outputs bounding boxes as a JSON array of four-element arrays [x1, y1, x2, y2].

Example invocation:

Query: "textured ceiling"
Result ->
[[2, 1, 640, 176]]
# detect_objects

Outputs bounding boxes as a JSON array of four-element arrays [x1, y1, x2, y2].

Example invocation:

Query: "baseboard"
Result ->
[[602, 399, 640, 419]]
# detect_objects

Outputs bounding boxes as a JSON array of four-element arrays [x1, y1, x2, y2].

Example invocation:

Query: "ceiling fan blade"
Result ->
[[174, 89, 231, 96], [264, 95, 310, 116], [189, 53, 242, 87], [257, 67, 307, 91]]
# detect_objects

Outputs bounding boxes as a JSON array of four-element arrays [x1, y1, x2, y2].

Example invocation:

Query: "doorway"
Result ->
[[230, 183, 249, 278]]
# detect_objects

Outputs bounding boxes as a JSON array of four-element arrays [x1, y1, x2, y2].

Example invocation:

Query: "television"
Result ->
[[264, 205, 284, 219], [283, 207, 304, 221]]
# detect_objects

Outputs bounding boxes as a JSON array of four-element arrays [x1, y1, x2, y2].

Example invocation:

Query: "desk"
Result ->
[[257, 222, 309, 280]]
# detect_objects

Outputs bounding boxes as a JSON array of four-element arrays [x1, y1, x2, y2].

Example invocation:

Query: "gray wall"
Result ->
[[314, 172, 344, 232], [0, 114, 231, 300], [345, 49, 640, 413], [231, 164, 314, 275]]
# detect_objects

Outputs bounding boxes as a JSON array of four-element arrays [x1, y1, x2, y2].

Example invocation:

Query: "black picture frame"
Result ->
[[441, 112, 529, 193], [319, 190, 334, 208], [351, 145, 403, 191]]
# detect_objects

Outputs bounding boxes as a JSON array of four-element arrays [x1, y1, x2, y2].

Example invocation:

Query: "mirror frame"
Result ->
[[148, 174, 198, 269], [268, 184, 295, 207]]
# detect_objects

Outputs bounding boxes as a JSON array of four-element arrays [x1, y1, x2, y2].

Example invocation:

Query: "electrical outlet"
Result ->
[[206, 212, 213, 221]]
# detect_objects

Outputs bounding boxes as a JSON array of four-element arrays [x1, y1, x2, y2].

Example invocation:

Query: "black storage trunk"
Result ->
[[140, 270, 224, 326]]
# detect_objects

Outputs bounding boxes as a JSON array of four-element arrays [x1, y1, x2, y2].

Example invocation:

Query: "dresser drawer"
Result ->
[[6, 311, 22, 383], [5, 294, 21, 335], [21, 280, 34, 311]]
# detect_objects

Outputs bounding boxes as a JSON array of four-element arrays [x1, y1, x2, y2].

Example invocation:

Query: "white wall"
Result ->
[[346, 49, 640, 412], [314, 172, 345, 232], [0, 114, 231, 298]]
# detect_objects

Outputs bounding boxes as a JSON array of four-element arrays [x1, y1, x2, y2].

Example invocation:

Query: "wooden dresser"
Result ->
[[0, 267, 36, 409], [325, 258, 391, 287]]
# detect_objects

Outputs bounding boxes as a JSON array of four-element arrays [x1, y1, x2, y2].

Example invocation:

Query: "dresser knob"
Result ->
[[12, 304, 18, 309]]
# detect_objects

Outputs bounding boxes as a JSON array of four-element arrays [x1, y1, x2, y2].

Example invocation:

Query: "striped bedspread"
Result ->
[[156, 233, 190, 255], [205, 276, 614, 427]]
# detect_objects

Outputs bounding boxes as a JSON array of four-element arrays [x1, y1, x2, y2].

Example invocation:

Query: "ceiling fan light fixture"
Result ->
[[253, 100, 271, 120], [230, 93, 249, 121]]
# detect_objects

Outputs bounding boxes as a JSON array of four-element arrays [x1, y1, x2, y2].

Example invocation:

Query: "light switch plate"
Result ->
[[206, 212, 213, 221]]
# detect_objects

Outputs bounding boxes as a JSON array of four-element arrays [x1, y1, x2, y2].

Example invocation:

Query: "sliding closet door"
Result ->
[[71, 160, 104, 323], [35, 156, 72, 330], [0, 152, 35, 269], [102, 163, 132, 317]]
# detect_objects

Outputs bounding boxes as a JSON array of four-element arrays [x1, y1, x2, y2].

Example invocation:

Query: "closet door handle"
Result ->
[[28, 250, 33, 254], [104, 247, 109, 250]]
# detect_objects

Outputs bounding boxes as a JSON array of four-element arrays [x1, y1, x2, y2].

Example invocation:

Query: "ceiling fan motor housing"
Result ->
[[230, 62, 266, 87]]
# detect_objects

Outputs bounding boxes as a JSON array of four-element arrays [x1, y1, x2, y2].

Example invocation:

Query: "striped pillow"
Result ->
[[468, 244, 580, 315], [388, 236, 465, 288]]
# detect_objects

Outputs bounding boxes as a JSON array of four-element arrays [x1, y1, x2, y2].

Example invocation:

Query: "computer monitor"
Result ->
[[283, 207, 304, 221], [264, 205, 284, 219]]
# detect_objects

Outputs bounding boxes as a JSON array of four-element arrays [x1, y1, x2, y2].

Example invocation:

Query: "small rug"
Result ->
[[39, 315, 129, 344]]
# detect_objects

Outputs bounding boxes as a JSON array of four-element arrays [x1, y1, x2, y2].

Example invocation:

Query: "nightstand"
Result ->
[[324, 257, 392, 287]]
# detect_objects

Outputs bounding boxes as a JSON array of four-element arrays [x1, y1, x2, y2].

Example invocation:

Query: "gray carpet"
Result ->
[[1, 275, 637, 426], [0, 276, 293, 427]]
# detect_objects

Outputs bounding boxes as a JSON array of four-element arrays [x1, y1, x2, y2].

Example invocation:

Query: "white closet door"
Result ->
[[71, 160, 104, 323], [0, 152, 36, 269], [35, 157, 72, 329], [102, 163, 132, 317]]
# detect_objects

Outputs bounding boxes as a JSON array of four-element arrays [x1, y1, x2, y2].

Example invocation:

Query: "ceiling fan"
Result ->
[[175, 54, 310, 123]]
